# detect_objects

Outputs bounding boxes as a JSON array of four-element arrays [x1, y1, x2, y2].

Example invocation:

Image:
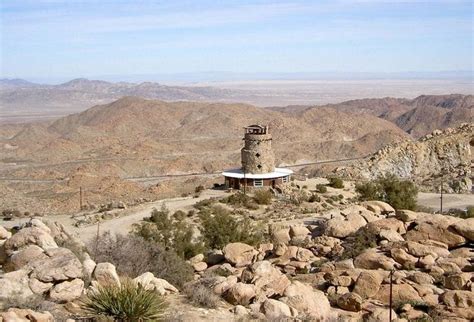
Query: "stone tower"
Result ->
[[241, 125, 275, 174]]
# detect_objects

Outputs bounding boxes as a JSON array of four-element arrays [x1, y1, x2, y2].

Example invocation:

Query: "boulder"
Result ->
[[93, 262, 120, 286], [379, 229, 404, 242], [337, 292, 363, 312], [362, 201, 395, 215], [206, 250, 225, 265], [295, 247, 314, 262], [354, 249, 399, 270], [390, 248, 418, 267], [133, 272, 179, 295], [29, 278, 54, 295], [225, 283, 256, 306], [0, 270, 34, 308], [353, 271, 385, 299], [49, 279, 84, 302], [214, 275, 238, 295], [243, 261, 290, 297], [366, 218, 406, 235], [1, 308, 54, 322], [396, 209, 419, 222], [188, 253, 205, 264], [374, 284, 422, 304], [82, 256, 96, 281], [223, 243, 258, 267], [451, 218, 474, 241], [7, 245, 48, 271], [3, 227, 57, 256], [406, 241, 450, 258], [272, 228, 291, 244], [289, 226, 310, 239], [325, 213, 367, 238], [30, 218, 52, 234], [0, 226, 11, 240], [444, 273, 472, 290], [365, 307, 397, 322], [405, 222, 466, 248], [192, 262, 207, 272], [441, 290, 474, 308], [280, 281, 331, 320], [31, 248, 83, 283], [262, 299, 292, 319]]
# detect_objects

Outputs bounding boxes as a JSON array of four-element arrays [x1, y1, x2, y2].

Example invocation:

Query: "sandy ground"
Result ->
[[417, 192, 474, 212], [1, 189, 228, 243]]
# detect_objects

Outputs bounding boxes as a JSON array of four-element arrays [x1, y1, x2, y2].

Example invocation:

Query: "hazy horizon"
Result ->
[[1, 0, 472, 82]]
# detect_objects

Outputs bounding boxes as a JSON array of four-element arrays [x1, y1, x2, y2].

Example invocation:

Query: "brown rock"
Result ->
[[93, 262, 120, 286], [192, 262, 207, 272], [261, 299, 292, 319], [444, 273, 472, 290], [31, 248, 83, 283], [374, 284, 422, 304], [353, 271, 384, 299], [49, 279, 84, 303], [223, 243, 258, 267], [441, 290, 474, 308], [450, 218, 474, 241], [354, 249, 399, 270], [280, 281, 331, 320], [7, 245, 47, 271], [337, 292, 363, 312], [3, 227, 57, 256], [405, 222, 466, 248], [225, 283, 256, 306]]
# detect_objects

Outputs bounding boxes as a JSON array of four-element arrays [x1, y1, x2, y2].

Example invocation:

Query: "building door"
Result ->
[[271, 180, 276, 188]]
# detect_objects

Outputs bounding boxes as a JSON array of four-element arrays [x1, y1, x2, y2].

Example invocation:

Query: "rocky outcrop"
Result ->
[[337, 123, 473, 192]]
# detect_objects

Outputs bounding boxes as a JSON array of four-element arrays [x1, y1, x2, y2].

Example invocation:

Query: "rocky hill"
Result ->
[[336, 123, 473, 192], [0, 97, 409, 213]]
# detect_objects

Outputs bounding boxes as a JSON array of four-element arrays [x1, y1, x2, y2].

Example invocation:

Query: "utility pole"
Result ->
[[440, 177, 443, 214], [79, 186, 83, 211], [389, 270, 394, 321]]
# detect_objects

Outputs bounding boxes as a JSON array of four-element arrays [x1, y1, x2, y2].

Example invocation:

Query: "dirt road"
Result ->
[[417, 192, 474, 212]]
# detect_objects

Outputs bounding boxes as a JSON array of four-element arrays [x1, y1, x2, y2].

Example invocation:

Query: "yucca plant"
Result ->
[[81, 279, 167, 321]]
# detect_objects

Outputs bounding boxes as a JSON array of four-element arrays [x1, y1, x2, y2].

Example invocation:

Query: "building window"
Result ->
[[254, 179, 263, 187], [257, 164, 262, 169], [282, 176, 289, 183], [255, 153, 260, 158]]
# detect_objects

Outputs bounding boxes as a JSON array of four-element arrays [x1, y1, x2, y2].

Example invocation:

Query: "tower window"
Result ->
[[255, 153, 260, 158], [257, 164, 262, 169]]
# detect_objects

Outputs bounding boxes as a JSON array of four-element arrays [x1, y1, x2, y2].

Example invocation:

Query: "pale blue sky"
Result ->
[[1, 0, 472, 82]]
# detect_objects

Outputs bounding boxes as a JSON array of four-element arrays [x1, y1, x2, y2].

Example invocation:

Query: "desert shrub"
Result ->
[[220, 192, 259, 209], [89, 232, 193, 288], [253, 189, 273, 205], [183, 279, 220, 309], [355, 174, 418, 210], [193, 198, 217, 210], [328, 177, 344, 189], [308, 194, 321, 203], [316, 184, 327, 193], [199, 206, 265, 249], [81, 278, 166, 321], [446, 206, 474, 219], [339, 227, 378, 260], [133, 205, 205, 259], [194, 185, 205, 193]]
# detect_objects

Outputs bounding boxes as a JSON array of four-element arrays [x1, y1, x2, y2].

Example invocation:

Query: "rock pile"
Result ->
[[187, 201, 474, 321], [0, 218, 179, 321]]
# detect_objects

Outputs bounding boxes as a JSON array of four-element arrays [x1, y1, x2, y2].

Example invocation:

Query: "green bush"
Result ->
[[339, 227, 378, 260], [316, 184, 327, 193], [199, 206, 265, 249], [328, 177, 344, 189], [253, 190, 273, 205], [133, 205, 205, 259], [81, 278, 166, 321], [355, 174, 418, 210], [89, 232, 194, 289], [220, 192, 259, 209], [193, 198, 217, 210]]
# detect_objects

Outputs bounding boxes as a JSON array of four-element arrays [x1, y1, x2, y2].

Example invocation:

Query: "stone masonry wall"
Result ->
[[241, 133, 275, 174]]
